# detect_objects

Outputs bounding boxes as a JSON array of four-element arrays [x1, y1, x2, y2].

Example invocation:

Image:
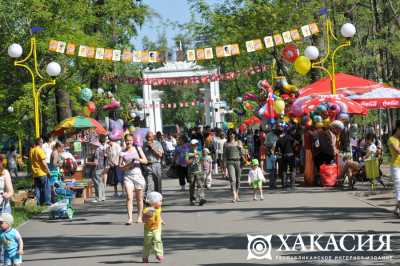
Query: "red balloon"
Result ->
[[87, 101, 96, 113], [261, 80, 271, 89], [239, 124, 247, 133], [282, 44, 300, 63]]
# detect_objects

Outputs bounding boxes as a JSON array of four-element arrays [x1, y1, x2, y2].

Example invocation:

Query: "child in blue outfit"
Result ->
[[0, 213, 23, 266]]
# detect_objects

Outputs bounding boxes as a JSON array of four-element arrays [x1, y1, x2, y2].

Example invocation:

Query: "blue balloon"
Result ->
[[269, 118, 276, 125], [338, 112, 349, 121], [313, 115, 323, 123], [80, 88, 93, 102]]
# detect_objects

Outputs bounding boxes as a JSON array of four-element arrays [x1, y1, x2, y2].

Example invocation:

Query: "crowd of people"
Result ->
[[2, 118, 400, 264]]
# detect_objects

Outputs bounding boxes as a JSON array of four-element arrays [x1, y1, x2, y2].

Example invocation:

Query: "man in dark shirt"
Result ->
[[276, 126, 296, 189]]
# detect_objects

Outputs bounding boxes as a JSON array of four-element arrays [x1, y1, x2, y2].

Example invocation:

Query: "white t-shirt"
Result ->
[[42, 143, 52, 164], [164, 139, 176, 152], [248, 167, 266, 184]]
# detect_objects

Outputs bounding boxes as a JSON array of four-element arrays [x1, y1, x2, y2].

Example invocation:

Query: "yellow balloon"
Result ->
[[315, 122, 324, 128], [294, 56, 311, 76], [323, 118, 331, 127], [292, 117, 299, 124], [274, 99, 285, 114]]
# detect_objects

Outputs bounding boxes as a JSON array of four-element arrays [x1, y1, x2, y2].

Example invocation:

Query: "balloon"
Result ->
[[103, 99, 121, 110], [283, 115, 290, 123], [330, 103, 341, 113], [274, 99, 285, 114], [315, 122, 324, 128], [292, 117, 299, 124], [244, 101, 256, 111], [323, 118, 331, 127], [242, 92, 258, 101], [109, 129, 123, 141], [306, 119, 313, 128], [87, 101, 96, 113], [269, 118, 276, 125], [338, 112, 350, 121], [244, 118, 252, 126], [294, 56, 311, 76], [239, 124, 247, 133], [282, 44, 300, 63], [313, 115, 323, 123], [80, 88, 93, 102], [130, 111, 137, 118], [82, 106, 91, 117]]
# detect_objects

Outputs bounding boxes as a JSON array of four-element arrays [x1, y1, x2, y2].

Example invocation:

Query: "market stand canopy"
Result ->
[[52, 116, 107, 136], [299, 73, 400, 109]]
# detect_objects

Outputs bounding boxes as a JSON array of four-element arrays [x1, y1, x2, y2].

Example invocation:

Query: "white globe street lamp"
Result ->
[[97, 88, 104, 94], [7, 106, 14, 113], [8, 44, 23, 58], [46, 62, 61, 76], [235, 97, 243, 103], [304, 46, 320, 60], [341, 23, 356, 38]]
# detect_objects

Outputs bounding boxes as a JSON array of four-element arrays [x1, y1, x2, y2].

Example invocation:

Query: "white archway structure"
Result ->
[[142, 62, 223, 133]]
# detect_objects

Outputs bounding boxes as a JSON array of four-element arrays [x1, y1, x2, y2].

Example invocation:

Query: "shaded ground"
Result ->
[[19, 170, 400, 266]]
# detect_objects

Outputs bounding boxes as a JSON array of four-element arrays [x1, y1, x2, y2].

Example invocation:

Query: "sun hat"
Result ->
[[0, 213, 13, 226], [146, 191, 163, 205], [203, 148, 210, 154], [251, 159, 259, 166], [190, 139, 199, 145]]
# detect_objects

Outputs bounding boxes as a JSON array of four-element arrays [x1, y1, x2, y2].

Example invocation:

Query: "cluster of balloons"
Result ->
[[302, 102, 350, 128], [80, 88, 96, 117]]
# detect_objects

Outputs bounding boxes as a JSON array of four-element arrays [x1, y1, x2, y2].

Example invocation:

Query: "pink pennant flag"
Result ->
[[161, 104, 165, 109], [192, 101, 196, 106], [173, 103, 177, 109], [179, 102, 184, 108]]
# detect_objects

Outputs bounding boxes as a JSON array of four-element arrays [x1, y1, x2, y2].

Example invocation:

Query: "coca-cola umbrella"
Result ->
[[299, 72, 400, 109], [291, 94, 368, 117], [348, 87, 400, 109]]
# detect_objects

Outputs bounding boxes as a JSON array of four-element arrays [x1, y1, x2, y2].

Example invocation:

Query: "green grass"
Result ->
[[12, 204, 44, 228], [13, 177, 42, 227]]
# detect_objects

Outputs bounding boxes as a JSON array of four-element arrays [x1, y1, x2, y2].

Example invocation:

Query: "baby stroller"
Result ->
[[49, 181, 75, 220]]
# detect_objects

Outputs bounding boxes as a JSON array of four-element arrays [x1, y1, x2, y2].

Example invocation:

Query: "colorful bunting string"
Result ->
[[48, 40, 161, 63], [102, 64, 268, 87], [144, 100, 216, 109], [186, 22, 320, 61]]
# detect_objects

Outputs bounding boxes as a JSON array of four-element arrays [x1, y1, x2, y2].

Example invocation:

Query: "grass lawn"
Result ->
[[13, 176, 44, 227]]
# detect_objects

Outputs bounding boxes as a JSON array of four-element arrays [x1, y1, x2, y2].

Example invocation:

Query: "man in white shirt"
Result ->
[[42, 136, 54, 165]]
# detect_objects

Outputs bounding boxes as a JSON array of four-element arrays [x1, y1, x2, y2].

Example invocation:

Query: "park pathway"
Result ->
[[20, 174, 400, 266]]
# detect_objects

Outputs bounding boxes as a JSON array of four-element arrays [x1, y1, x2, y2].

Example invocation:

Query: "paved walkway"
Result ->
[[20, 173, 400, 266]]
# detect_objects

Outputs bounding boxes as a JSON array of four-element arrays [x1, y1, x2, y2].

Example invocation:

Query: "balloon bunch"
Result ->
[[304, 102, 349, 128], [79, 87, 96, 117], [107, 118, 124, 141]]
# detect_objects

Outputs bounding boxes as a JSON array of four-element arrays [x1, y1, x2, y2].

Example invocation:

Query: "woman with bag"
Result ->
[[119, 134, 148, 225], [0, 155, 14, 214]]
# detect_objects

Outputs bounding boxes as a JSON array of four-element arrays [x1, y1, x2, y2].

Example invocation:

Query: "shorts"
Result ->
[[251, 179, 263, 189], [124, 174, 146, 190], [4, 254, 22, 265]]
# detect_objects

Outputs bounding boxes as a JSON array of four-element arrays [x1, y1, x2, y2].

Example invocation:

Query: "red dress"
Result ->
[[259, 132, 267, 160]]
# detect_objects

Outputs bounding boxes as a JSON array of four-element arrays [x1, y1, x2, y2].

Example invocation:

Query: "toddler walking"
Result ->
[[0, 213, 23, 266], [201, 148, 213, 189], [248, 159, 266, 200], [142, 191, 164, 263]]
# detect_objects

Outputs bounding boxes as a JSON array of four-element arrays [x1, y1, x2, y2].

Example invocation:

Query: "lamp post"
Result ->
[[304, 20, 356, 94], [8, 37, 61, 138]]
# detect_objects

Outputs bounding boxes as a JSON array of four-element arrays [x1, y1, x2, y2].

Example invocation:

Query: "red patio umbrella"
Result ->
[[299, 73, 383, 97], [291, 94, 368, 117]]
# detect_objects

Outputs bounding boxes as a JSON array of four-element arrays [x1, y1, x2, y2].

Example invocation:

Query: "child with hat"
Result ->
[[0, 213, 23, 266], [142, 191, 164, 263], [248, 159, 266, 200]]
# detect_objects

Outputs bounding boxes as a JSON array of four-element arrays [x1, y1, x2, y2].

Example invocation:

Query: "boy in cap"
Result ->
[[248, 159, 266, 200], [0, 213, 23, 266], [186, 139, 206, 206]]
